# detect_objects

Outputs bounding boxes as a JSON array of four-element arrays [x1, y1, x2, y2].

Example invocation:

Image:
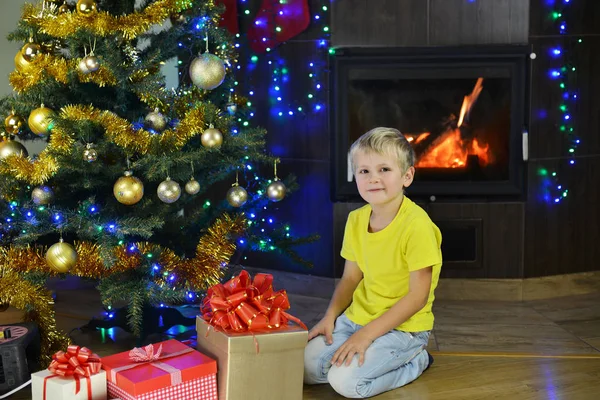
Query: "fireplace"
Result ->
[[331, 46, 530, 201]]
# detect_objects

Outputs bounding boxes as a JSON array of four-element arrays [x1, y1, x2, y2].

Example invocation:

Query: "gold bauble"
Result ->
[[144, 108, 167, 132], [58, 3, 70, 13], [46, 239, 78, 273], [21, 41, 42, 62], [0, 140, 28, 159], [14, 50, 31, 72], [83, 144, 97, 162], [157, 177, 181, 203], [267, 180, 287, 202], [113, 171, 144, 205], [201, 125, 223, 148], [28, 105, 54, 135], [189, 53, 226, 90], [5, 113, 24, 135], [227, 185, 248, 207], [185, 178, 200, 195], [170, 12, 187, 25], [32, 185, 54, 205], [76, 0, 97, 16], [83, 55, 100, 72]]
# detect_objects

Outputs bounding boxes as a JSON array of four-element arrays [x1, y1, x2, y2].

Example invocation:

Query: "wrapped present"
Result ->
[[101, 339, 217, 400], [31, 345, 107, 400], [197, 270, 308, 400]]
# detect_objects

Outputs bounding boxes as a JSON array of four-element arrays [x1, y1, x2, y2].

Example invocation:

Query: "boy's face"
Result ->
[[354, 150, 414, 207]]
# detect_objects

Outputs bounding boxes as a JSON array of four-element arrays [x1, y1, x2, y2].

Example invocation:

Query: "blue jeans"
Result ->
[[304, 314, 430, 398]]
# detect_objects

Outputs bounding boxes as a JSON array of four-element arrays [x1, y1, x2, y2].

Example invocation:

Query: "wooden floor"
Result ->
[[2, 278, 600, 399], [303, 354, 600, 399]]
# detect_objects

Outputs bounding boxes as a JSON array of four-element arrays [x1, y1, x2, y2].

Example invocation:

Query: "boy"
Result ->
[[304, 127, 442, 398]]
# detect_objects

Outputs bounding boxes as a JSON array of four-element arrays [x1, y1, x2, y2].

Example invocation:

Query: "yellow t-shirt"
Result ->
[[341, 197, 443, 332]]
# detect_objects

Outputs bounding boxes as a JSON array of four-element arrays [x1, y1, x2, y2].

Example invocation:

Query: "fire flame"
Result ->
[[410, 78, 491, 169]]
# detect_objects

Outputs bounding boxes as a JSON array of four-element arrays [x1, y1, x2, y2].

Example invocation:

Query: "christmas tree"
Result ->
[[0, 0, 315, 365]]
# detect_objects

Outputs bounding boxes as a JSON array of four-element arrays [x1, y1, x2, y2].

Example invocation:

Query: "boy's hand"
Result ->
[[307, 314, 336, 344], [331, 329, 373, 367]]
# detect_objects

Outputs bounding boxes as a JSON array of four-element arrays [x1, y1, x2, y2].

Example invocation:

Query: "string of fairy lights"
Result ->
[[538, 0, 580, 203], [235, 1, 330, 118]]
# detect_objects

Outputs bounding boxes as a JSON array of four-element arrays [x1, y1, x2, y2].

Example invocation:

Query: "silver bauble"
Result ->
[[185, 178, 200, 195], [78, 58, 90, 73], [189, 53, 226, 90], [83, 144, 97, 162], [157, 177, 181, 203], [32, 185, 54, 205], [0, 140, 28, 160], [267, 180, 287, 202], [83, 55, 99, 72], [226, 102, 237, 115], [226, 185, 248, 208], [144, 108, 167, 132]]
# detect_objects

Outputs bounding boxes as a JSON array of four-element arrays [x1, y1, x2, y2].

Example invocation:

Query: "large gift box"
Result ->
[[197, 270, 308, 400], [31, 345, 107, 400], [101, 339, 217, 400]]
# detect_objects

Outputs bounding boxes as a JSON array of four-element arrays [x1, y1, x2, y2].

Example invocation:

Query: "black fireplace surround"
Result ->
[[330, 46, 530, 201]]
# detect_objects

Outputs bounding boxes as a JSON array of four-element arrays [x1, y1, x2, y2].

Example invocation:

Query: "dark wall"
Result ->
[[525, 1, 600, 277], [332, 0, 529, 47]]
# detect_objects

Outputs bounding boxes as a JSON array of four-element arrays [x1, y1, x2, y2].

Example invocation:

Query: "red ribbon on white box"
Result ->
[[110, 343, 193, 386]]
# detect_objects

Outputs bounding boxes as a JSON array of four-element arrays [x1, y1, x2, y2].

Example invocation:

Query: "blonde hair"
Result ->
[[349, 127, 415, 174]]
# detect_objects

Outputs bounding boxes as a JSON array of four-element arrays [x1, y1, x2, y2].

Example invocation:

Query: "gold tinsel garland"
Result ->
[[0, 102, 206, 184], [61, 104, 206, 154], [9, 54, 118, 93], [22, 0, 193, 40], [0, 126, 74, 185], [1, 213, 245, 290], [0, 271, 70, 368]]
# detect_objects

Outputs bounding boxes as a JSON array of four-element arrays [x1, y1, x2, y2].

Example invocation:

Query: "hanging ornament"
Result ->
[[185, 162, 200, 195], [5, 111, 24, 135], [267, 158, 287, 202], [28, 104, 54, 135], [79, 43, 99, 74], [58, 3, 70, 13], [46, 238, 78, 273], [0, 139, 28, 159], [83, 143, 97, 162], [114, 170, 144, 205], [201, 124, 223, 148], [157, 177, 181, 204], [226, 171, 248, 207], [32, 185, 54, 205], [144, 108, 167, 132], [226, 94, 237, 115], [14, 50, 32, 72], [78, 58, 90, 74], [189, 38, 226, 90], [185, 178, 200, 195], [76, 0, 97, 16], [82, 53, 99, 73], [170, 12, 187, 25], [21, 38, 42, 62]]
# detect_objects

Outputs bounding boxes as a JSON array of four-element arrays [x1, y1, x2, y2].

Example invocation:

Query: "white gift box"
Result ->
[[31, 369, 107, 400]]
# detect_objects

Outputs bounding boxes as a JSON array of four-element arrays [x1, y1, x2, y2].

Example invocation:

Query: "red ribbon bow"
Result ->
[[201, 270, 307, 332], [44, 345, 102, 400]]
